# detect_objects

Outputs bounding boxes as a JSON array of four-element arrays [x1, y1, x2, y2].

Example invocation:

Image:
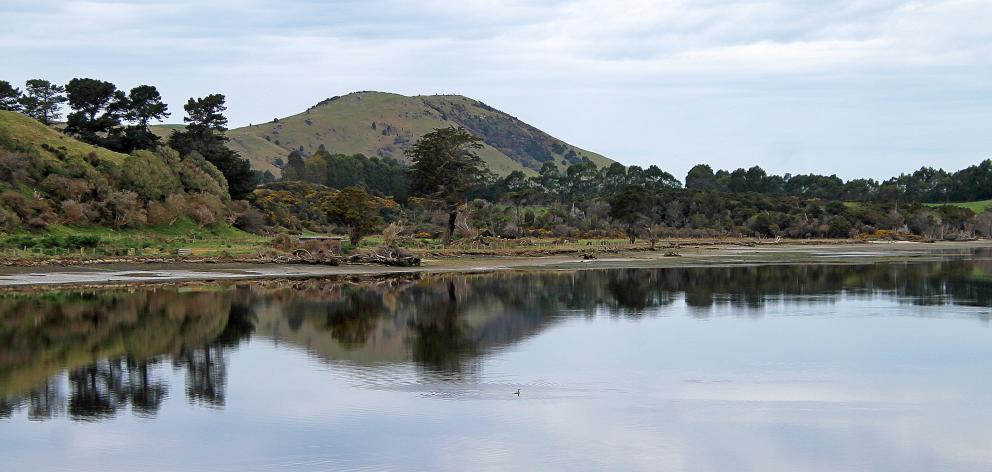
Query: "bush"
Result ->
[[61, 199, 94, 225], [187, 192, 225, 227], [103, 190, 147, 228]]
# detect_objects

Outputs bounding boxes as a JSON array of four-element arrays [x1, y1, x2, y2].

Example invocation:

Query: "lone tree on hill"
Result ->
[[406, 126, 490, 245], [20, 79, 67, 125]]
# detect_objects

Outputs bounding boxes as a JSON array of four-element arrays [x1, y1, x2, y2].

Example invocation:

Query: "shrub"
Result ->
[[103, 190, 147, 228], [61, 199, 93, 225], [187, 192, 225, 227]]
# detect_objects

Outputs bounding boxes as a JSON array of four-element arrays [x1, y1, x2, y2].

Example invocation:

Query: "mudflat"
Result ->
[[0, 240, 987, 288]]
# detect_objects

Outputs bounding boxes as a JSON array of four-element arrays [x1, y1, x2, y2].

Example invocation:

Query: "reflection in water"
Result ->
[[0, 291, 255, 420], [1, 256, 991, 422]]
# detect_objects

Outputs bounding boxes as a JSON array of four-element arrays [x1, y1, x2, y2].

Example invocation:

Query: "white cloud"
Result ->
[[2, 0, 990, 179]]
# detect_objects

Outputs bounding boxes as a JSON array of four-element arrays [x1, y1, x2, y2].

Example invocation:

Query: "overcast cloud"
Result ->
[[2, 0, 990, 180]]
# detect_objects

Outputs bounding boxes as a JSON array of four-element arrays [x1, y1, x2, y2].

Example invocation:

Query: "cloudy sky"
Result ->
[[2, 0, 990, 180]]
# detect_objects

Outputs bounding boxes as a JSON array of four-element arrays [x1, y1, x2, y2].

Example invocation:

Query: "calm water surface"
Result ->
[[2, 254, 992, 471]]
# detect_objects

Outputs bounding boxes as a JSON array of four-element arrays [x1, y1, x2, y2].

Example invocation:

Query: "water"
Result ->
[[2, 255, 992, 471]]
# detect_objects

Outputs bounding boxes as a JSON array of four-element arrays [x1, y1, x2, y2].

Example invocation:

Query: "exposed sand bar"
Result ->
[[0, 241, 988, 288]]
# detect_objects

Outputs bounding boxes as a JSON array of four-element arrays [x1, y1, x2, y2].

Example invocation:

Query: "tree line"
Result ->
[[1, 78, 264, 200], [263, 128, 992, 244], [684, 162, 992, 203]]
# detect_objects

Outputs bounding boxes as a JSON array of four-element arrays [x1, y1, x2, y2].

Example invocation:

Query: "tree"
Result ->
[[181, 94, 228, 136], [609, 185, 655, 243], [281, 150, 306, 181], [64, 78, 126, 146], [169, 94, 259, 200], [406, 126, 490, 245], [121, 85, 170, 151], [643, 165, 682, 190], [0, 80, 22, 112], [328, 186, 387, 246], [501, 170, 535, 223], [20, 79, 67, 125], [685, 164, 716, 191]]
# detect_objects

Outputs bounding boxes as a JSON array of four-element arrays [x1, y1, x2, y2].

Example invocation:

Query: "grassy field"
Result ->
[[926, 199, 992, 213], [0, 219, 270, 259]]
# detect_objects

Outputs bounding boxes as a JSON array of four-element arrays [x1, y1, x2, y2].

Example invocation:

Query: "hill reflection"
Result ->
[[2, 257, 990, 421]]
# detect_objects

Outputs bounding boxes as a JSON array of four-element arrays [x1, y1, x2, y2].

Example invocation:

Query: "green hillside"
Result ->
[[0, 110, 266, 255], [158, 91, 614, 177], [0, 110, 128, 165]]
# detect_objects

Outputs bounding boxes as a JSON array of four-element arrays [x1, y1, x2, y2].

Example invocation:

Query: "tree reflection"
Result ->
[[1, 289, 255, 420], [126, 359, 167, 416], [2, 252, 990, 422]]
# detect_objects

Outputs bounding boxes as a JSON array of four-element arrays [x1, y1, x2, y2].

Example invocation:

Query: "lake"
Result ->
[[2, 254, 991, 471]]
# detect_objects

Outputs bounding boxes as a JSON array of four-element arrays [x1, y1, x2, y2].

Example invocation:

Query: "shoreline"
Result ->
[[0, 240, 988, 289]]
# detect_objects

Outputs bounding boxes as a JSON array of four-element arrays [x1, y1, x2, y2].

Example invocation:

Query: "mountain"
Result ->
[[176, 91, 615, 177]]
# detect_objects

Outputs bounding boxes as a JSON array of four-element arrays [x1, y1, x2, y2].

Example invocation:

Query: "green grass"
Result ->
[[925, 199, 992, 213], [0, 111, 127, 165], [1, 219, 270, 258], [175, 91, 616, 178]]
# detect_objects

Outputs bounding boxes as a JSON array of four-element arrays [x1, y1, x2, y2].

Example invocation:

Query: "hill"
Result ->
[[158, 92, 614, 177], [0, 110, 241, 238]]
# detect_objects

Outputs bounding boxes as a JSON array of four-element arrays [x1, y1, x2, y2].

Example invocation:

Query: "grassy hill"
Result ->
[[0, 110, 268, 257], [157, 91, 614, 177], [0, 110, 128, 166]]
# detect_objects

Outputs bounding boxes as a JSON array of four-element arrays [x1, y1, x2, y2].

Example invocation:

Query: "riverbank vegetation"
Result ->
[[1, 76, 991, 259]]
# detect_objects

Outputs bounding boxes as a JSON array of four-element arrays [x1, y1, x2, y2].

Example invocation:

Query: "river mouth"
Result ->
[[2, 252, 991, 471]]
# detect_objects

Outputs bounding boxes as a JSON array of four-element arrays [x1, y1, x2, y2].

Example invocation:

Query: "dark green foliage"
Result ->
[[685, 164, 716, 190], [119, 85, 170, 151], [284, 150, 409, 202], [609, 185, 655, 242], [281, 151, 306, 181], [64, 78, 127, 147], [406, 126, 491, 244], [1, 234, 101, 249], [0, 81, 22, 112], [686, 160, 992, 204], [62, 80, 170, 152], [168, 94, 259, 200]]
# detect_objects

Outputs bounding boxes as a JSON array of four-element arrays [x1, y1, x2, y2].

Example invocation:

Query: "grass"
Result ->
[[0, 219, 270, 259], [162, 91, 616, 178], [925, 199, 992, 213], [0, 111, 128, 165]]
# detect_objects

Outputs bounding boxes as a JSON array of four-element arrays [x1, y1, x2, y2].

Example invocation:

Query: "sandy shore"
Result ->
[[0, 240, 988, 288]]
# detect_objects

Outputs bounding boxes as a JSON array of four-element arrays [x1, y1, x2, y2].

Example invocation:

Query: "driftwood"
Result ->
[[349, 246, 422, 267]]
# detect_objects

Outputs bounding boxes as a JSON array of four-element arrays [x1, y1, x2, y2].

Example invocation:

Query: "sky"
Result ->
[[2, 0, 991, 181]]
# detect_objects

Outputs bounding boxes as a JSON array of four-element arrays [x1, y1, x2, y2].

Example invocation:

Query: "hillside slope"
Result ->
[[166, 92, 614, 177], [0, 110, 237, 233]]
